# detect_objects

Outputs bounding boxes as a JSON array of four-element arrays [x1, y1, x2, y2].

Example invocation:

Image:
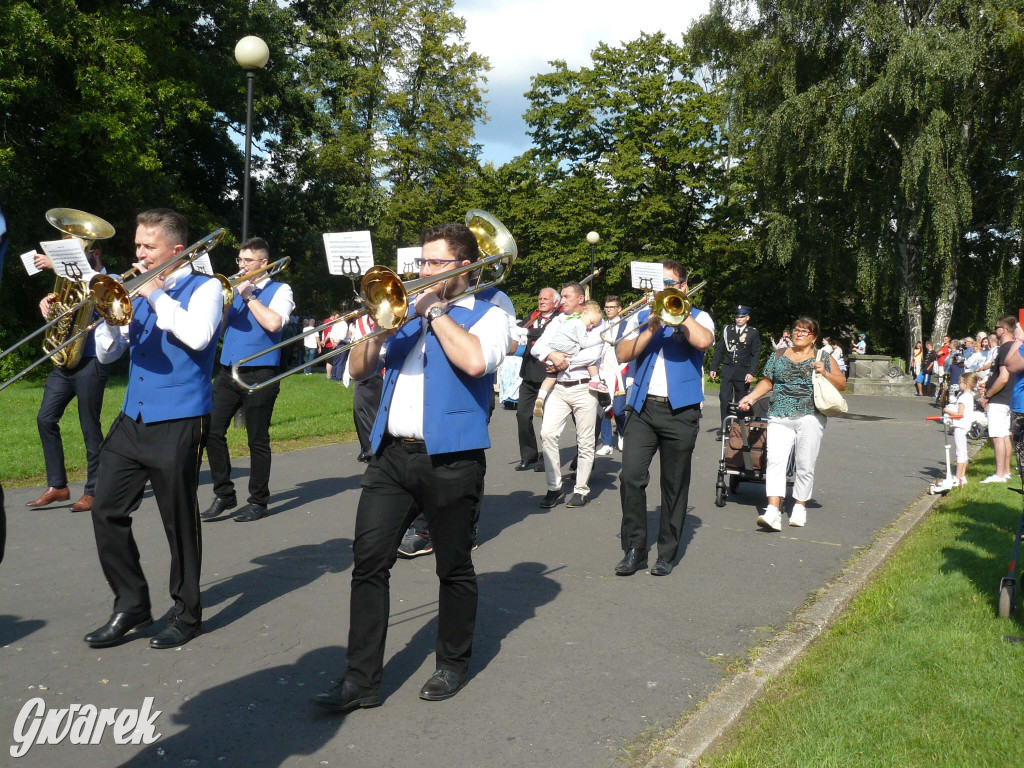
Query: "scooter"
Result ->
[[927, 413, 962, 495]]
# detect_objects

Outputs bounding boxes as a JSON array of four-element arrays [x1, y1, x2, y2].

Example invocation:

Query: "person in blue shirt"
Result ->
[[313, 222, 511, 713], [84, 209, 223, 651]]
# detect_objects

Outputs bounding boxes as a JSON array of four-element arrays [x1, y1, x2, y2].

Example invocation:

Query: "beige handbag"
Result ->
[[813, 349, 848, 417]]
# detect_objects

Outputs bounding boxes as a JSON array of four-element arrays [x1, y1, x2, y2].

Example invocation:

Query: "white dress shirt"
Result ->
[[386, 294, 512, 440], [94, 266, 224, 362]]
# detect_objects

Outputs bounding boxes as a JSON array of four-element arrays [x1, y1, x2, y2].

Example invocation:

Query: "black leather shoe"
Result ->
[[149, 617, 201, 649], [534, 462, 545, 472], [201, 497, 236, 521], [566, 493, 588, 508], [514, 459, 536, 471], [650, 558, 674, 576], [615, 548, 648, 576], [419, 668, 468, 701], [234, 503, 269, 522], [539, 490, 564, 508], [312, 678, 383, 712], [84, 611, 153, 648]]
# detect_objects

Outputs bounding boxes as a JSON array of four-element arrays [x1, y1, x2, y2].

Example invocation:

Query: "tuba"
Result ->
[[42, 208, 116, 368]]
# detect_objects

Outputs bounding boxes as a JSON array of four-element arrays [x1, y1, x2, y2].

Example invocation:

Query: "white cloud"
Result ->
[[456, 0, 711, 164]]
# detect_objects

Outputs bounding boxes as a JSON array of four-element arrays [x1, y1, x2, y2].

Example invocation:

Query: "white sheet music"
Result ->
[[629, 261, 664, 291], [190, 253, 215, 276], [40, 239, 96, 283], [323, 231, 374, 276], [396, 246, 422, 275], [20, 250, 42, 276]]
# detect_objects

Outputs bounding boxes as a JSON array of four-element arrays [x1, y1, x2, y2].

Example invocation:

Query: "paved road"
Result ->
[[0, 394, 944, 767]]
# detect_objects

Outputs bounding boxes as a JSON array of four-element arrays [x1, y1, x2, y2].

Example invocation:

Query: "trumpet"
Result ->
[[232, 210, 517, 392], [0, 229, 226, 392], [600, 279, 707, 346]]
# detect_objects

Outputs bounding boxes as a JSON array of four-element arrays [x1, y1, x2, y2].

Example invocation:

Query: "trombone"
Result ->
[[232, 209, 517, 392], [600, 279, 707, 346], [0, 228, 226, 392]]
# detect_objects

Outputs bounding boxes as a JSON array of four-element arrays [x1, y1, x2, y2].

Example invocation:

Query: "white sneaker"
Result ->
[[980, 474, 1008, 484], [596, 444, 613, 457], [789, 503, 806, 527], [756, 505, 782, 532], [617, 435, 624, 451]]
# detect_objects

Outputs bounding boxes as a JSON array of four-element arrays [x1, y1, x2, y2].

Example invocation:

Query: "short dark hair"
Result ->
[[240, 237, 270, 260], [137, 208, 188, 247], [604, 295, 620, 305], [792, 316, 820, 339], [420, 223, 480, 263], [561, 282, 585, 298], [661, 258, 688, 283]]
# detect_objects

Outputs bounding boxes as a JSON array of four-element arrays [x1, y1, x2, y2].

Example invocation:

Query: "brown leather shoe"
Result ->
[[26, 487, 70, 508], [70, 494, 94, 513]]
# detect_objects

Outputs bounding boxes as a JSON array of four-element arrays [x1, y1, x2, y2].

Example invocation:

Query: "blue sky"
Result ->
[[456, 0, 712, 166]]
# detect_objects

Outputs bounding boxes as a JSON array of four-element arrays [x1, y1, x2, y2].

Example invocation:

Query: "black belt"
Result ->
[[385, 435, 427, 452], [556, 379, 589, 387], [646, 395, 671, 403]]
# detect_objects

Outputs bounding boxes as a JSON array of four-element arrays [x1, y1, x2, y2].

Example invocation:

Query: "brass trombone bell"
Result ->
[[601, 279, 707, 345]]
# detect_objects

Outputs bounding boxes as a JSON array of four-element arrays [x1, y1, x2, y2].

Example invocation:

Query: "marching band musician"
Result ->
[[26, 246, 110, 513], [202, 237, 294, 523], [313, 222, 511, 712], [614, 259, 714, 577], [84, 209, 222, 650], [709, 304, 761, 439]]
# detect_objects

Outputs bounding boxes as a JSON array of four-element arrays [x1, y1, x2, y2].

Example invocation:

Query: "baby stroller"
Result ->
[[714, 401, 794, 507]]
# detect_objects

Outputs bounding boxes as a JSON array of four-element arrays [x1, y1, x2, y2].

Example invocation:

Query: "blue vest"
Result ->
[[626, 307, 705, 412], [122, 273, 219, 423], [220, 281, 284, 367], [370, 301, 495, 455]]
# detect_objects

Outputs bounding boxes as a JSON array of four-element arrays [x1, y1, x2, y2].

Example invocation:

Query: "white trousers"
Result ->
[[765, 412, 826, 501], [540, 383, 597, 496]]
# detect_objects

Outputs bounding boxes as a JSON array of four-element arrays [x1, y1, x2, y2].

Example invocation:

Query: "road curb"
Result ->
[[644, 487, 944, 768]]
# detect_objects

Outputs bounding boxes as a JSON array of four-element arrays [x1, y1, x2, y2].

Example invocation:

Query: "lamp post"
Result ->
[[586, 230, 600, 299], [234, 35, 270, 243]]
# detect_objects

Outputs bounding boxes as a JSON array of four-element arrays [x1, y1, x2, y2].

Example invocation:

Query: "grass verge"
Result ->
[[1, 373, 356, 488], [686, 445, 1024, 768]]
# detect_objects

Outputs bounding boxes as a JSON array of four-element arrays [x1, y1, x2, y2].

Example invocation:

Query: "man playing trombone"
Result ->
[[313, 222, 511, 712], [85, 209, 223, 650], [202, 237, 294, 523], [614, 259, 714, 577]]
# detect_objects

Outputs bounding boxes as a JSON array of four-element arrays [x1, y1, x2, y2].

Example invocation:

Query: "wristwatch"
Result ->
[[426, 303, 450, 324]]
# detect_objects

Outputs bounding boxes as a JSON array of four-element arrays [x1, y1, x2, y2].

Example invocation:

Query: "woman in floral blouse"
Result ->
[[737, 316, 847, 530]]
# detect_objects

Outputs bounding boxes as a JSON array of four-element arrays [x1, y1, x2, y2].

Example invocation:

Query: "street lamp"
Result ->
[[586, 231, 600, 299], [234, 35, 270, 243]]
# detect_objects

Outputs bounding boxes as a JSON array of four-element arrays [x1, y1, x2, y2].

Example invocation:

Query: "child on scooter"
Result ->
[[945, 372, 978, 487]]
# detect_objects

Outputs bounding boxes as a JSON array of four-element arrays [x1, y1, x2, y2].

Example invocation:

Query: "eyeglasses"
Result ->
[[236, 257, 262, 265], [663, 278, 684, 287], [792, 329, 813, 336], [415, 257, 462, 269], [604, 305, 620, 310]]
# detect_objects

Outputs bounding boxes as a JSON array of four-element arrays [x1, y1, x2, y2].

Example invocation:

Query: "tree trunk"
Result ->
[[897, 207, 923, 362], [930, 250, 960, 345]]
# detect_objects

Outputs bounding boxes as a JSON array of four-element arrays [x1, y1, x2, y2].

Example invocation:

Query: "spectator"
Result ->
[[917, 340, 936, 396], [302, 318, 317, 374], [979, 317, 1017, 483], [855, 333, 867, 355], [770, 329, 792, 350], [945, 372, 978, 488], [737, 316, 847, 530], [911, 341, 923, 379]]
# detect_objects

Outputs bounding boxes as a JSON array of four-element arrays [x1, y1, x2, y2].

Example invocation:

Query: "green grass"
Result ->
[[689, 446, 1024, 768], [1, 372, 356, 488]]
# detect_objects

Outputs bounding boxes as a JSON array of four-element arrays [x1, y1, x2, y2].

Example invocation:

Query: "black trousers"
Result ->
[[0, 482, 6, 565], [717, 367, 749, 425], [353, 374, 383, 455], [37, 357, 109, 494], [346, 438, 484, 688], [207, 366, 280, 507], [91, 413, 209, 628], [619, 400, 701, 562], [516, 378, 543, 463]]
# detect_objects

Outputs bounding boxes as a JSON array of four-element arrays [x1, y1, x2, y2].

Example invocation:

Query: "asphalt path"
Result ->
[[0, 393, 944, 767]]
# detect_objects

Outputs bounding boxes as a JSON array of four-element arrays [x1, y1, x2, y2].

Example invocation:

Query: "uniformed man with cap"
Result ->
[[709, 305, 761, 439]]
